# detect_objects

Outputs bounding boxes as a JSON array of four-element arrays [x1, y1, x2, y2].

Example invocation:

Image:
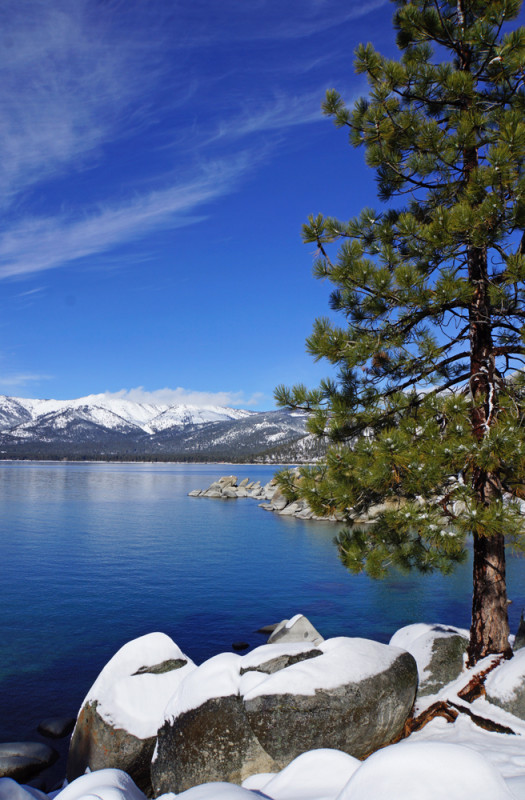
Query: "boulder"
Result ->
[[269, 488, 289, 511], [485, 648, 525, 718], [0, 743, 58, 783], [151, 635, 417, 795], [37, 717, 76, 739], [390, 623, 468, 697], [67, 632, 195, 795], [267, 614, 324, 646]]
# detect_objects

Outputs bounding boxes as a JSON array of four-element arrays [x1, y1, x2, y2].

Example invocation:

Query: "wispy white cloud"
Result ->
[[0, 0, 180, 204], [214, 91, 326, 141], [0, 373, 52, 391], [103, 387, 264, 409], [15, 287, 45, 298], [0, 155, 254, 279]]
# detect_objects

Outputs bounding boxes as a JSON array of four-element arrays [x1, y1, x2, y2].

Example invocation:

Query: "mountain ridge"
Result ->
[[0, 394, 311, 462]]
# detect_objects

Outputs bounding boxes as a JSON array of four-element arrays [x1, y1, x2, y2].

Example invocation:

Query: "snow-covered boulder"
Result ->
[[390, 623, 468, 696], [53, 768, 147, 800], [485, 648, 525, 719], [336, 740, 514, 800], [0, 778, 49, 800], [267, 614, 324, 646], [151, 637, 417, 795], [245, 749, 360, 800], [67, 632, 195, 795]]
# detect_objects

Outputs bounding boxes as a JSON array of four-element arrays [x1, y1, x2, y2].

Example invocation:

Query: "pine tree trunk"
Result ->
[[461, 90, 512, 661], [468, 531, 512, 665]]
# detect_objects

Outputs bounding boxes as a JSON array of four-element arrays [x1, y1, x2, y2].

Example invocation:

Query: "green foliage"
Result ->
[[275, 0, 525, 580]]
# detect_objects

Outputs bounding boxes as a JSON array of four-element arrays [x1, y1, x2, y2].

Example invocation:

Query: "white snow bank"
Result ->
[[83, 632, 196, 739], [337, 740, 514, 800], [242, 637, 404, 701], [165, 652, 241, 719], [161, 783, 255, 800], [389, 623, 468, 682], [241, 772, 277, 790], [0, 778, 48, 800], [485, 649, 525, 703], [52, 769, 147, 800], [254, 749, 360, 800]]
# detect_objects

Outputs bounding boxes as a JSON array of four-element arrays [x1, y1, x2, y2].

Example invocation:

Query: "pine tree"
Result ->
[[275, 0, 525, 665]]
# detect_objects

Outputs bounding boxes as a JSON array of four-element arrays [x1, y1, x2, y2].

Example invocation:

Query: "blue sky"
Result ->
[[1, 1, 520, 411]]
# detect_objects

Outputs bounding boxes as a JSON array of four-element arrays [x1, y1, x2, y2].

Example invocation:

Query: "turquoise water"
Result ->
[[1, 461, 525, 741]]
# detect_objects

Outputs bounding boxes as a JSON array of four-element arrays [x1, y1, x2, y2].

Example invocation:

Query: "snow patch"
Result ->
[[485, 649, 525, 703]]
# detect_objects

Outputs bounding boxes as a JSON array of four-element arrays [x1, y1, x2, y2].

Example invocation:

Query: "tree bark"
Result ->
[[468, 531, 512, 665]]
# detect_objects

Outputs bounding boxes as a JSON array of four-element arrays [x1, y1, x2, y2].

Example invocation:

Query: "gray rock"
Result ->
[[0, 743, 58, 783], [269, 488, 289, 511], [152, 695, 278, 795], [37, 717, 75, 739], [390, 623, 468, 697], [268, 615, 324, 646], [67, 632, 195, 795], [187, 490, 201, 497]]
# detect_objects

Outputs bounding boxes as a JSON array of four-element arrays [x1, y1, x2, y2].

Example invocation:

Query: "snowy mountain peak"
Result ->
[[0, 394, 256, 436]]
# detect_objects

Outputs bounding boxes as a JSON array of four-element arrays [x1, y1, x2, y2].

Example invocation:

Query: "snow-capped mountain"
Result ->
[[0, 394, 310, 461]]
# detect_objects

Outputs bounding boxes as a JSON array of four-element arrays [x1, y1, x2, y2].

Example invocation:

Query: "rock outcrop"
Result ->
[[67, 633, 195, 795], [188, 475, 277, 501], [151, 634, 417, 795], [189, 475, 339, 521]]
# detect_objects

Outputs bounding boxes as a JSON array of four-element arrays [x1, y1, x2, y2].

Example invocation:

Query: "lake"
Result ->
[[1, 460, 525, 742]]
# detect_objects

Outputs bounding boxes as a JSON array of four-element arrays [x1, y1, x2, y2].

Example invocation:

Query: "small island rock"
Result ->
[[0, 742, 58, 783], [37, 717, 76, 740]]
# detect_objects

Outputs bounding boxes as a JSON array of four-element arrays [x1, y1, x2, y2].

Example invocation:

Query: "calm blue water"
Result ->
[[1, 461, 525, 742]]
